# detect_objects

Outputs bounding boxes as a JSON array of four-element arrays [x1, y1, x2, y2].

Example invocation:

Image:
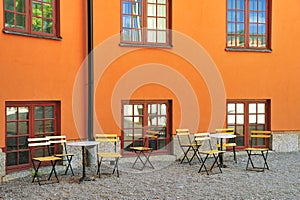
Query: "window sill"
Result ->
[[225, 47, 272, 53], [119, 43, 173, 49], [3, 30, 62, 41]]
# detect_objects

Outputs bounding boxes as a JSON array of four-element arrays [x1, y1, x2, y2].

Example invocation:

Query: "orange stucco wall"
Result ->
[[1, 0, 300, 148]]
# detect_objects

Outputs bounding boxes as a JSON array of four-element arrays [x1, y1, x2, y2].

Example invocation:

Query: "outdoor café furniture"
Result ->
[[194, 133, 225, 175], [46, 135, 75, 175], [245, 130, 272, 172], [28, 137, 62, 185], [95, 134, 122, 177], [210, 132, 236, 168], [176, 128, 202, 164], [130, 130, 159, 170], [67, 141, 99, 182], [215, 128, 237, 163]]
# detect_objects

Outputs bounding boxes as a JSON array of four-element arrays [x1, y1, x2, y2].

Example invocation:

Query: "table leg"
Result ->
[[219, 138, 227, 168], [79, 146, 95, 183]]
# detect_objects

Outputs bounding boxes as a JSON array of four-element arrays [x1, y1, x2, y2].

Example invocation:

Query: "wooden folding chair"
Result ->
[[245, 130, 271, 172], [130, 130, 159, 170], [28, 137, 62, 185], [194, 133, 226, 175], [176, 129, 202, 164], [95, 134, 122, 177], [215, 128, 237, 163], [46, 135, 75, 176]]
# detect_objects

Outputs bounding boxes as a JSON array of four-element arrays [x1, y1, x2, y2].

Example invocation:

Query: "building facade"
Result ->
[[1, 0, 300, 178]]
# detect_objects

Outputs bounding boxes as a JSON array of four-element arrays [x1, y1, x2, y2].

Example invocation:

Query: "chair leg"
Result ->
[[198, 154, 209, 175], [112, 157, 120, 177], [233, 146, 237, 163], [211, 154, 222, 174], [98, 157, 103, 178], [32, 161, 42, 185], [64, 155, 74, 176], [180, 147, 191, 164]]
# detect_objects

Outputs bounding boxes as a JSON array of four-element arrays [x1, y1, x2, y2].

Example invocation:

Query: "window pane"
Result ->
[[19, 151, 29, 164], [227, 115, 235, 124], [158, 116, 166, 126], [250, 0, 258, 10], [35, 106, 44, 119], [16, 14, 26, 30], [123, 16, 132, 28], [7, 122, 17, 136], [236, 115, 244, 124], [159, 104, 166, 115], [228, 0, 235, 9], [147, 4, 156, 16], [258, 24, 266, 34], [124, 117, 133, 128], [237, 23, 244, 33], [237, 103, 244, 113], [18, 122, 29, 134], [19, 107, 29, 120], [134, 105, 143, 115], [158, 0, 166, 3], [19, 136, 28, 149], [148, 116, 157, 125], [148, 0, 156, 3], [7, 153, 17, 166], [7, 107, 17, 120], [227, 11, 235, 22], [122, 29, 131, 41], [45, 120, 54, 132], [123, 105, 132, 116], [44, 19, 53, 33], [35, 121, 44, 133], [228, 104, 235, 113], [237, 0, 245, 10], [237, 11, 244, 22], [32, 1, 42, 17], [258, 0, 266, 10], [148, 17, 156, 29], [258, 104, 265, 113], [7, 137, 17, 151], [133, 16, 141, 28], [157, 5, 166, 17], [258, 12, 266, 23], [148, 104, 157, 114], [158, 18, 166, 29], [133, 30, 142, 41], [124, 129, 133, 140], [5, 12, 15, 28], [122, 2, 132, 14], [249, 115, 256, 123], [16, 0, 26, 13], [32, 17, 42, 32], [257, 114, 265, 123], [249, 104, 257, 113], [45, 106, 54, 118], [250, 12, 257, 22], [227, 22, 235, 34], [249, 36, 257, 46], [43, 3, 53, 18]]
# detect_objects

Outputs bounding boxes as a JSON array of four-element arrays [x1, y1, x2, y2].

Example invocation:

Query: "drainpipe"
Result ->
[[87, 0, 94, 141]]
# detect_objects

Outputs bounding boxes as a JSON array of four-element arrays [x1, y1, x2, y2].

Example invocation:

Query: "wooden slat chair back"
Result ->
[[28, 137, 62, 185], [176, 129, 202, 164], [46, 135, 75, 176], [194, 133, 226, 175], [130, 130, 159, 170], [215, 128, 237, 163], [95, 134, 122, 177], [245, 130, 272, 171]]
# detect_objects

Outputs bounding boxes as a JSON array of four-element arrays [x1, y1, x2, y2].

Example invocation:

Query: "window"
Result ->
[[226, 0, 271, 50], [226, 100, 270, 148], [5, 101, 60, 172], [121, 0, 171, 47], [121, 100, 172, 154], [3, 0, 60, 38]]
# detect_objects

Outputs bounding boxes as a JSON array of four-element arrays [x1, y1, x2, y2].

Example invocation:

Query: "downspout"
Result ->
[[87, 0, 94, 141]]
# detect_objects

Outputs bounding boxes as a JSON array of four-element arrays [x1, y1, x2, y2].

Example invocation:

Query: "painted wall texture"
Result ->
[[1, 0, 300, 151]]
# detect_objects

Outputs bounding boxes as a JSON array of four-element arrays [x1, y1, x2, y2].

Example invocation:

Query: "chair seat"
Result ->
[[98, 152, 122, 158], [200, 149, 226, 155], [130, 147, 152, 151], [33, 156, 62, 162], [217, 143, 237, 147], [245, 147, 269, 151], [55, 153, 75, 157]]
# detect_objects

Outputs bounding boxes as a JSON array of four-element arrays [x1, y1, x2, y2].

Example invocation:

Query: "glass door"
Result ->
[[121, 100, 172, 155]]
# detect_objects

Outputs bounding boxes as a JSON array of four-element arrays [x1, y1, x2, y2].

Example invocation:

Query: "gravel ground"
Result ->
[[0, 151, 300, 200]]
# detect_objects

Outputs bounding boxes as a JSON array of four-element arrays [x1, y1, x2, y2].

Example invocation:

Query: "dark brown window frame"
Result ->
[[226, 0, 272, 52], [3, 0, 61, 40], [5, 101, 61, 173], [120, 0, 172, 48]]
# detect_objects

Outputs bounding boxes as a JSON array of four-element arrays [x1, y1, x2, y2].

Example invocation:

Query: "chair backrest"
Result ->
[[46, 135, 68, 154], [95, 134, 119, 152], [215, 128, 235, 134], [249, 130, 271, 147], [28, 137, 51, 157], [176, 129, 192, 145], [194, 132, 213, 149]]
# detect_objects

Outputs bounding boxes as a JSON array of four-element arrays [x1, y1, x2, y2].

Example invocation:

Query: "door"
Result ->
[[226, 100, 270, 149], [121, 100, 172, 155]]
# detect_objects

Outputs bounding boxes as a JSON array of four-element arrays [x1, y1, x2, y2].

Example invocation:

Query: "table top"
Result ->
[[210, 133, 236, 139], [67, 141, 100, 147]]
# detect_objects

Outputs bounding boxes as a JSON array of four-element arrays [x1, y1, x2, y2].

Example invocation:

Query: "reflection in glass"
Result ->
[[227, 104, 235, 113], [45, 120, 54, 132], [19, 151, 29, 164], [147, 30, 156, 42], [6, 122, 17, 136], [18, 122, 29, 134], [237, 103, 244, 113], [236, 115, 244, 124], [124, 129, 133, 140], [158, 116, 166, 126], [258, 104, 265, 113], [35, 106, 44, 119], [227, 115, 235, 124], [249, 115, 256, 124], [35, 121, 44, 133], [7, 153, 17, 166], [133, 117, 142, 127], [148, 17, 156, 29], [147, 4, 156, 16], [7, 137, 17, 151], [123, 105, 132, 116], [133, 129, 143, 140], [257, 114, 265, 123], [124, 117, 133, 128], [157, 5, 166, 17], [46, 106, 54, 118], [19, 136, 28, 149], [7, 107, 17, 120]]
